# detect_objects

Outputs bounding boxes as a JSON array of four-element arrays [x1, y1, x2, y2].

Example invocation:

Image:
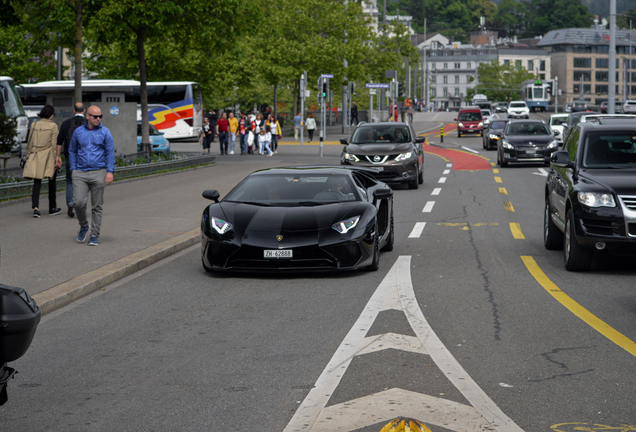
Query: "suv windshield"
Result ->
[[458, 112, 481, 121], [490, 120, 507, 129], [505, 123, 550, 135], [351, 125, 411, 144], [582, 132, 636, 168], [510, 102, 527, 108]]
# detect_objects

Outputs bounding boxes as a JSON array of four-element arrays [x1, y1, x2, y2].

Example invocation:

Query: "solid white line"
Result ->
[[432, 188, 441, 195], [461, 146, 479, 154], [396, 258, 523, 432], [439, 177, 447, 183], [408, 222, 426, 238], [422, 201, 435, 213]]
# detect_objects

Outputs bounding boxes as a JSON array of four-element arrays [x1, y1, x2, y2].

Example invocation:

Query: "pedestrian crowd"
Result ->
[[203, 109, 282, 156]]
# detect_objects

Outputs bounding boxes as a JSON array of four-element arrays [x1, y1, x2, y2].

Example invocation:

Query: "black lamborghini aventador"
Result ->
[[200, 166, 394, 272]]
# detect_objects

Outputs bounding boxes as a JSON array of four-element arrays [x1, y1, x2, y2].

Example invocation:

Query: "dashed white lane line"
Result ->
[[283, 256, 523, 432], [461, 146, 479, 154], [438, 177, 447, 183], [408, 222, 427, 238], [446, 163, 452, 168], [432, 188, 441, 195], [443, 169, 451, 174], [422, 201, 435, 213]]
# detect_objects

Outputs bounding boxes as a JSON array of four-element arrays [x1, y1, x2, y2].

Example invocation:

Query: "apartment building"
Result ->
[[538, 28, 636, 106]]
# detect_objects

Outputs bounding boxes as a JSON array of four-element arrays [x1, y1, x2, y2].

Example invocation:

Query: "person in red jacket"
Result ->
[[216, 112, 229, 155]]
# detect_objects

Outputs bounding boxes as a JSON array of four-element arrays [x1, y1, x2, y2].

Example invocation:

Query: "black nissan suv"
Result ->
[[340, 122, 425, 189], [544, 118, 636, 271]]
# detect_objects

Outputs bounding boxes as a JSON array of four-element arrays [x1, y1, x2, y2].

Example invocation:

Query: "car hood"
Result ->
[[344, 143, 413, 155], [218, 202, 370, 232], [504, 135, 553, 146], [580, 169, 636, 196]]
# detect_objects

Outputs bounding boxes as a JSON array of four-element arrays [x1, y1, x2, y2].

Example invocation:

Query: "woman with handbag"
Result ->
[[22, 104, 60, 218], [267, 114, 282, 153]]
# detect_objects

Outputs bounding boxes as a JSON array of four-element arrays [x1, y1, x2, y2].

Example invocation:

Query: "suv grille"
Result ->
[[365, 155, 389, 164], [620, 195, 636, 211]]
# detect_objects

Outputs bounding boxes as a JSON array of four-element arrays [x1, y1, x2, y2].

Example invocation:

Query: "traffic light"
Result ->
[[349, 82, 355, 95], [398, 82, 404, 97], [546, 81, 553, 95], [322, 82, 327, 98]]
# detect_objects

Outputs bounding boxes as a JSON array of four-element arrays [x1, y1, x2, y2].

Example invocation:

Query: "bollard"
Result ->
[[440, 126, 444, 143]]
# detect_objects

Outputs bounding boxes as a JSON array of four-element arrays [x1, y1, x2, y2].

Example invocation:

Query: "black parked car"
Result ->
[[496, 120, 559, 167], [544, 118, 636, 271], [200, 166, 394, 272], [483, 119, 508, 150], [340, 122, 425, 189], [571, 101, 590, 112]]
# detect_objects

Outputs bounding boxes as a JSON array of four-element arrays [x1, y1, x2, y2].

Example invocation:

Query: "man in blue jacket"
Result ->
[[68, 106, 115, 246]]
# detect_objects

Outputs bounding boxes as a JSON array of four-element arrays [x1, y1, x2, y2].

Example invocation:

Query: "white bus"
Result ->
[[0, 76, 29, 142], [18, 79, 203, 139]]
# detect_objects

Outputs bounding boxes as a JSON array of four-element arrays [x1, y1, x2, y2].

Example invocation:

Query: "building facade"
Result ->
[[497, 48, 551, 81], [538, 28, 636, 106], [425, 46, 498, 109]]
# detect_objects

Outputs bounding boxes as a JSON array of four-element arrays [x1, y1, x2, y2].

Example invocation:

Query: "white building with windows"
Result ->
[[497, 48, 551, 81]]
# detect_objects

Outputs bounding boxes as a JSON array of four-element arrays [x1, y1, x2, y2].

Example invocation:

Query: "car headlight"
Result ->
[[395, 152, 412, 161], [478, 122, 484, 127], [502, 140, 514, 150], [210, 216, 233, 234], [344, 153, 359, 162], [577, 192, 616, 208], [547, 140, 558, 149], [489, 134, 499, 140], [458, 122, 464, 128], [332, 216, 360, 234]]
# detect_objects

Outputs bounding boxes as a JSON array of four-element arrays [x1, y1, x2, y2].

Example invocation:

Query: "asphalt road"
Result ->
[[3, 112, 635, 432]]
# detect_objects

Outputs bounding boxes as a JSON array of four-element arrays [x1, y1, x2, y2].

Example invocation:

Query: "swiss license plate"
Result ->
[[525, 148, 536, 154], [264, 249, 293, 259]]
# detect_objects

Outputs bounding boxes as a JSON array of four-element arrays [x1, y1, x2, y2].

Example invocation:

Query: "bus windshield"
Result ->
[[532, 88, 544, 99], [0, 79, 26, 117]]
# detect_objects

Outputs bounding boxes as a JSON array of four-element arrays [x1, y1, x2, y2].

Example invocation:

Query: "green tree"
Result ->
[[617, 7, 636, 29], [467, 60, 536, 102], [525, 0, 592, 36]]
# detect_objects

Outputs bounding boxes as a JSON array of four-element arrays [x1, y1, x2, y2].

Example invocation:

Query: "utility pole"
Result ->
[[300, 72, 306, 145], [608, 0, 617, 113]]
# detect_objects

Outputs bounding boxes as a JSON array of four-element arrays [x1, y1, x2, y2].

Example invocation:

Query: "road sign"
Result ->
[[320, 74, 334, 79], [369, 89, 377, 95], [366, 83, 390, 89]]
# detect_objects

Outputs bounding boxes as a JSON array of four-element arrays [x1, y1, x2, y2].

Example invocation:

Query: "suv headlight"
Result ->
[[344, 153, 359, 162], [478, 122, 484, 127], [577, 192, 616, 208], [547, 140, 558, 149], [502, 140, 514, 150], [210, 216, 233, 234], [395, 152, 412, 161], [332, 216, 360, 234], [458, 122, 464, 128]]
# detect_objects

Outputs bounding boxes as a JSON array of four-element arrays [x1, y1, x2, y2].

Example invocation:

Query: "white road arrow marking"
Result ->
[[533, 168, 548, 176], [284, 256, 524, 432]]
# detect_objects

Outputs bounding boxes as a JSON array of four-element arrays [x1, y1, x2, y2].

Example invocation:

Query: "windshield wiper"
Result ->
[[226, 200, 272, 206]]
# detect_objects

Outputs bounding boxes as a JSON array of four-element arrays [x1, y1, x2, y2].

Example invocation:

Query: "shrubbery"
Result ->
[[0, 114, 18, 154]]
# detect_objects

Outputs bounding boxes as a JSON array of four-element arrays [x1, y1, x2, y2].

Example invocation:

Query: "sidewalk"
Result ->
[[0, 111, 449, 315]]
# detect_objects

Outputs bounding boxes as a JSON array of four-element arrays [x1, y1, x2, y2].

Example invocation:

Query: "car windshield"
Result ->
[[509, 102, 526, 108], [459, 112, 481, 121], [551, 117, 567, 126], [505, 123, 550, 135], [137, 123, 162, 136], [223, 173, 361, 205], [481, 110, 492, 116], [582, 133, 636, 168], [490, 121, 507, 129], [350, 125, 411, 144]]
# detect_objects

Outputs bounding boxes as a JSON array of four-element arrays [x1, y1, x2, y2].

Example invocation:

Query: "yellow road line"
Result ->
[[509, 223, 524, 239], [493, 169, 499, 174], [504, 201, 515, 212], [494, 176, 502, 183], [521, 256, 636, 357], [499, 187, 508, 195]]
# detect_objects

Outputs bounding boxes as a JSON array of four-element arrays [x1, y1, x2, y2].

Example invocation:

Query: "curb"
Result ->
[[32, 228, 200, 315]]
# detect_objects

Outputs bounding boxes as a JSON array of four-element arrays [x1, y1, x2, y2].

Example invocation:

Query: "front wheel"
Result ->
[[381, 211, 394, 252], [544, 199, 563, 250], [418, 166, 424, 184], [366, 232, 380, 271], [408, 168, 419, 189], [564, 210, 592, 271]]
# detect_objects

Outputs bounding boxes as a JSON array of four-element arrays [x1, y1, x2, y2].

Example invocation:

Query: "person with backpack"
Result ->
[[55, 103, 86, 217]]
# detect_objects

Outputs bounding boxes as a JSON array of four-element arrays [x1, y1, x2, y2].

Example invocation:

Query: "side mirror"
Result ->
[[202, 190, 220, 203], [373, 188, 393, 200], [160, 131, 165, 135], [340, 138, 348, 145], [550, 151, 574, 168], [454, 118, 457, 121], [415, 136, 426, 143]]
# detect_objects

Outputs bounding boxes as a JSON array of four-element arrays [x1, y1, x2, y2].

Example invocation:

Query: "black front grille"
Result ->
[[581, 218, 619, 236], [227, 245, 336, 269], [323, 241, 363, 268]]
